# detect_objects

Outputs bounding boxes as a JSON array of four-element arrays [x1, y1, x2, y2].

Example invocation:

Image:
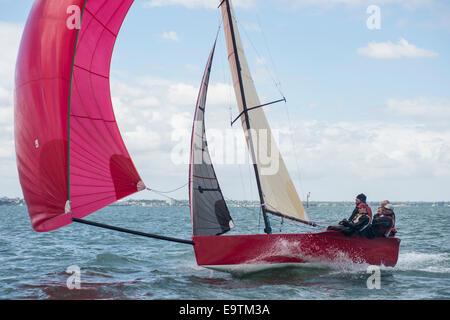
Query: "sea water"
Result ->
[[0, 204, 448, 300]]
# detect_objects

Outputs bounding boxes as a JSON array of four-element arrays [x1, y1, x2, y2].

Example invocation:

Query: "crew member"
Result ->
[[327, 203, 371, 237], [347, 193, 373, 222], [370, 203, 397, 238]]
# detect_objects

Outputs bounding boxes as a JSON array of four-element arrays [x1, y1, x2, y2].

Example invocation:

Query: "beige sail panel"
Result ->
[[221, 1, 307, 221]]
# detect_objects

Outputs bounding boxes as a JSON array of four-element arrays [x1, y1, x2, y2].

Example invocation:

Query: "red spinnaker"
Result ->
[[15, 0, 144, 232]]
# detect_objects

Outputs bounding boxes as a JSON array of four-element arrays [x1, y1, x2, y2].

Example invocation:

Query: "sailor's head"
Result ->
[[381, 200, 390, 208], [356, 193, 367, 204], [383, 203, 394, 214], [357, 203, 368, 214]]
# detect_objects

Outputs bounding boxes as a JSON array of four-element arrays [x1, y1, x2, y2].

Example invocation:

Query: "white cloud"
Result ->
[[383, 97, 450, 120], [277, 120, 450, 182], [161, 31, 179, 42], [124, 126, 162, 151], [0, 22, 23, 197], [170, 112, 192, 130], [0, 22, 22, 110], [167, 83, 197, 105], [357, 38, 438, 59], [166, 81, 233, 107]]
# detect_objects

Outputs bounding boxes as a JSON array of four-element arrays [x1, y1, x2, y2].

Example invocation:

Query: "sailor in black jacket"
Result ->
[[347, 193, 372, 221], [328, 203, 371, 237], [370, 203, 396, 238]]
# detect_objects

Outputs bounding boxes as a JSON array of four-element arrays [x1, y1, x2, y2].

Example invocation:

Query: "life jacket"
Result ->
[[352, 204, 371, 232], [374, 214, 395, 237]]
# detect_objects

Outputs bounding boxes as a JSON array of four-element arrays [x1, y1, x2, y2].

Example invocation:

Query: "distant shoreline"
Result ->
[[1, 197, 449, 208]]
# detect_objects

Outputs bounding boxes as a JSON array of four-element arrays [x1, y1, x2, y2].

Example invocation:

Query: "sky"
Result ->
[[0, 0, 449, 202]]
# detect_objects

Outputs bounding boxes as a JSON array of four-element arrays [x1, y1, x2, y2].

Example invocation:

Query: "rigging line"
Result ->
[[249, 12, 305, 201], [264, 202, 329, 229], [255, 14, 285, 98], [146, 182, 189, 194], [145, 182, 189, 202], [265, 209, 327, 229], [283, 99, 306, 201], [234, 11, 306, 207], [146, 189, 179, 202], [235, 18, 285, 99], [265, 203, 328, 228]]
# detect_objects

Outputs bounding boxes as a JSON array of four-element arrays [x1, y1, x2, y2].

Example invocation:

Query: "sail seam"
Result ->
[[84, 7, 117, 37], [193, 175, 217, 180], [73, 63, 109, 79], [70, 114, 116, 122]]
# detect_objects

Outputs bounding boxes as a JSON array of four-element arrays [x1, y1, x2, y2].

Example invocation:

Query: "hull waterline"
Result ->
[[193, 231, 400, 273]]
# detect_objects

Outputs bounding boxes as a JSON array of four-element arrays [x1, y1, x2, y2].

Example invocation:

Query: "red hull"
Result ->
[[193, 231, 400, 272]]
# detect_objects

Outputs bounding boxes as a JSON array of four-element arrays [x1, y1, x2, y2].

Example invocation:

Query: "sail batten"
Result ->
[[220, 0, 308, 222]]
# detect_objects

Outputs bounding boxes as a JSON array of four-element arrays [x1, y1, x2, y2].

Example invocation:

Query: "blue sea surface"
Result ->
[[0, 204, 448, 300]]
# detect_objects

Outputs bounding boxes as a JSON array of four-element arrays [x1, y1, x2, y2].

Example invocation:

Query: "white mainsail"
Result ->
[[220, 0, 308, 222]]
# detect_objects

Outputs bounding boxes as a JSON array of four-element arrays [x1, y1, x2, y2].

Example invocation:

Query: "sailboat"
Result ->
[[14, 0, 400, 274], [189, 0, 400, 272]]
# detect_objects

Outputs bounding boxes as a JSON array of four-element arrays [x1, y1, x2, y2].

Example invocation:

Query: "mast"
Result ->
[[222, 0, 272, 234]]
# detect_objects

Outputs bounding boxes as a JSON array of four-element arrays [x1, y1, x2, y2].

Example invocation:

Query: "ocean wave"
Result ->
[[393, 252, 449, 273]]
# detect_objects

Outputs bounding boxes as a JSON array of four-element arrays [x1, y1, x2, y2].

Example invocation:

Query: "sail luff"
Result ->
[[220, 0, 308, 222]]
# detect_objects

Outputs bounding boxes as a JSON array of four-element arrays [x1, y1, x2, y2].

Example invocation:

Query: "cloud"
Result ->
[[166, 81, 233, 106], [0, 22, 23, 197], [383, 97, 450, 121], [161, 31, 179, 41], [277, 119, 450, 182], [357, 38, 438, 59], [0, 22, 22, 98]]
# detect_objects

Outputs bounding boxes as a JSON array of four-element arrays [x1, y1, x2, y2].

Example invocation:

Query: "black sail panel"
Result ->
[[189, 39, 234, 236]]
